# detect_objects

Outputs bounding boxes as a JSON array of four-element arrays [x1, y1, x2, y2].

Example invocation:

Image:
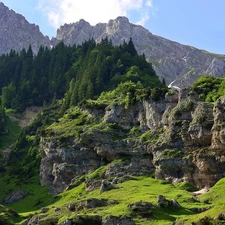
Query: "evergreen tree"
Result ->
[[0, 105, 6, 133]]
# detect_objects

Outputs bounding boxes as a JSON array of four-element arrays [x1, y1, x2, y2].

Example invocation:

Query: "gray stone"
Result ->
[[100, 180, 118, 193], [128, 201, 154, 217], [39, 90, 225, 195], [61, 215, 102, 225], [60, 219, 72, 225], [40, 207, 49, 213], [102, 215, 136, 225], [26, 215, 46, 225], [0, 2, 51, 55], [5, 189, 27, 204], [157, 195, 182, 209], [190, 207, 211, 213], [214, 212, 225, 220]]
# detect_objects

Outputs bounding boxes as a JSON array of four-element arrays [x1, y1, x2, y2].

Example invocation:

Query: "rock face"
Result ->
[[55, 16, 225, 86], [39, 137, 102, 194], [0, 2, 51, 55], [40, 89, 225, 194]]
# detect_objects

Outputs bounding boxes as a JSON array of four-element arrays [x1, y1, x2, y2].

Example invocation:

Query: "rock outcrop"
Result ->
[[0, 2, 51, 55], [55, 17, 225, 86], [39, 137, 102, 194], [4, 189, 27, 204], [40, 88, 225, 194]]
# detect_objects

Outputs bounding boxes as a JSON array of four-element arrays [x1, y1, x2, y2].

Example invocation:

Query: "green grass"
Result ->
[[3, 167, 225, 224], [0, 204, 23, 225], [176, 181, 199, 192], [0, 116, 21, 151], [177, 178, 225, 224], [0, 174, 57, 214], [24, 176, 210, 225]]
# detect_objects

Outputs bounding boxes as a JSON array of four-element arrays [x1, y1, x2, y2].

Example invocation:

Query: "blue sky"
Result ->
[[1, 0, 225, 54]]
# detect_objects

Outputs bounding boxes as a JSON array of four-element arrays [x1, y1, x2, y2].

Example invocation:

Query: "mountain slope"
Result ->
[[55, 17, 225, 86], [0, 1, 225, 87], [0, 2, 51, 55]]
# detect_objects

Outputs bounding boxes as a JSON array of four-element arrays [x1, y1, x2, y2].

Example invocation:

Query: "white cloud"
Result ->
[[136, 12, 150, 26], [146, 0, 152, 7], [37, 0, 153, 29]]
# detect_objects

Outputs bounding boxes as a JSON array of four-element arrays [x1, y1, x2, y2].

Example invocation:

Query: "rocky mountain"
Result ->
[[0, 2, 50, 55], [55, 17, 225, 86]]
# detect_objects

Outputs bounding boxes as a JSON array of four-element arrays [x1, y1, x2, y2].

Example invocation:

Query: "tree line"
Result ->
[[0, 37, 165, 132]]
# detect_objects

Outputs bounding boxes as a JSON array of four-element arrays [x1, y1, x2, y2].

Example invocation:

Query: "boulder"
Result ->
[[102, 215, 136, 225], [60, 215, 102, 225], [100, 180, 118, 193], [128, 201, 154, 217], [157, 195, 182, 208], [214, 212, 225, 220], [5, 189, 27, 204]]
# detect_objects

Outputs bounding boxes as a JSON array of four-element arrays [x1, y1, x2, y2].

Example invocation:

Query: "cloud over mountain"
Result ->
[[37, 0, 153, 29]]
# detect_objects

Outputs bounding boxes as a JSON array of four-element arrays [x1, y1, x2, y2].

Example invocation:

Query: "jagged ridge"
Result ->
[[55, 17, 225, 86], [0, 2, 51, 55]]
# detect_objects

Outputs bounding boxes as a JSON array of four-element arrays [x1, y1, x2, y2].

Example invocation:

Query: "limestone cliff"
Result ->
[[40, 89, 225, 194]]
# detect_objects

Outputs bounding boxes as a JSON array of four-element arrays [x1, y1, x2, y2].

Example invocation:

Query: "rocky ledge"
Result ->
[[40, 88, 225, 194]]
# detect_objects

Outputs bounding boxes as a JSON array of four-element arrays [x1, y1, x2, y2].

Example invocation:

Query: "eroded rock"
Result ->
[[157, 195, 182, 208], [5, 189, 27, 204], [102, 215, 136, 225]]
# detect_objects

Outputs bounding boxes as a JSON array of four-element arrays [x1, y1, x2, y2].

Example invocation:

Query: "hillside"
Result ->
[[2, 80, 225, 224], [1, 3, 225, 224]]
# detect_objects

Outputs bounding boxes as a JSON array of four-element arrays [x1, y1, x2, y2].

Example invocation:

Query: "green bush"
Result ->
[[176, 181, 199, 192]]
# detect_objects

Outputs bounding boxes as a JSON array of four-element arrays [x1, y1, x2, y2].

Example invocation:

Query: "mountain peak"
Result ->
[[112, 16, 130, 23], [0, 2, 8, 10], [55, 17, 225, 86], [0, 2, 50, 55]]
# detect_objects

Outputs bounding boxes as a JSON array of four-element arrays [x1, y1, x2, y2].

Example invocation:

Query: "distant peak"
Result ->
[[115, 16, 129, 22], [0, 2, 9, 10], [109, 16, 130, 24], [78, 19, 89, 24]]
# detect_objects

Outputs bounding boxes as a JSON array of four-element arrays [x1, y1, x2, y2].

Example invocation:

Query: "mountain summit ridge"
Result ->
[[0, 2, 50, 55], [55, 16, 225, 86], [0, 2, 225, 86]]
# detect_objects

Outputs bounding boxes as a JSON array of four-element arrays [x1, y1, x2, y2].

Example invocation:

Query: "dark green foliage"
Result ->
[[176, 181, 199, 192], [0, 205, 20, 225], [7, 101, 61, 180], [192, 75, 223, 102], [59, 38, 164, 112], [161, 149, 184, 158], [0, 106, 6, 133], [0, 38, 163, 113], [0, 43, 74, 111]]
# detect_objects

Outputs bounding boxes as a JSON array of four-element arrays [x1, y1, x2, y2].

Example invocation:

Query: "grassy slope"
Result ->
[[181, 177, 225, 224], [0, 114, 21, 151], [1, 158, 225, 224], [7, 174, 214, 225]]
